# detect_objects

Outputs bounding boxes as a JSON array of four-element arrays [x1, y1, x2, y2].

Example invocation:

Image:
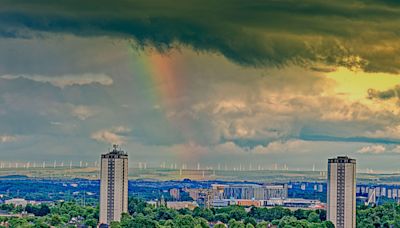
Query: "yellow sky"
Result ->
[[326, 68, 400, 101]]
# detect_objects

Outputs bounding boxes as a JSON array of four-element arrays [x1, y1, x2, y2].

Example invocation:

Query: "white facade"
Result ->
[[327, 156, 356, 228], [99, 145, 128, 225]]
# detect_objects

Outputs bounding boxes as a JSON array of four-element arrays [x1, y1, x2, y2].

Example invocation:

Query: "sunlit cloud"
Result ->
[[357, 144, 400, 155], [71, 105, 96, 120], [365, 125, 400, 139], [357, 144, 386, 154], [0, 135, 18, 143], [91, 126, 132, 145]]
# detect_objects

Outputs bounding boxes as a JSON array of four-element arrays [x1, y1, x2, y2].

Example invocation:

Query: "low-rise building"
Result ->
[[169, 188, 181, 200], [5, 198, 28, 207], [235, 199, 262, 207], [166, 201, 199, 210], [223, 184, 287, 200], [282, 198, 323, 209]]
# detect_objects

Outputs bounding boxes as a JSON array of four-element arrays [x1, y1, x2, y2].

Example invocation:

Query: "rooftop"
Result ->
[[328, 156, 356, 164], [102, 144, 127, 157]]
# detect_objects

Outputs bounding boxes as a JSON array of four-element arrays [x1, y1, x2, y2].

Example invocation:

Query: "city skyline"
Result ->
[[1, 0, 400, 171]]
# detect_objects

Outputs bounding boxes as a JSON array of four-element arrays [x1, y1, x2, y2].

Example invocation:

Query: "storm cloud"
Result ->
[[1, 0, 400, 73]]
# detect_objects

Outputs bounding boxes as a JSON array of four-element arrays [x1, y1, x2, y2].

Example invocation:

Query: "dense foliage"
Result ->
[[1, 198, 400, 227], [0, 201, 98, 228]]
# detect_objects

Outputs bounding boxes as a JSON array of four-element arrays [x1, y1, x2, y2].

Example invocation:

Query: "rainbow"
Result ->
[[127, 46, 202, 162]]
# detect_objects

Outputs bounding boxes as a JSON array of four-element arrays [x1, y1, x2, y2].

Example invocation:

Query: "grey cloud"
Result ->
[[0, 73, 113, 88], [368, 85, 400, 100], [300, 134, 400, 144], [0, 36, 129, 75]]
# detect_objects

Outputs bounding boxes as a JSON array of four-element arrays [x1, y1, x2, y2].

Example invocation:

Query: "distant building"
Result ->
[[381, 187, 387, 197], [223, 184, 287, 200], [184, 188, 202, 200], [169, 188, 181, 200], [318, 184, 323, 192], [390, 188, 394, 198], [327, 156, 356, 228], [99, 145, 128, 225], [282, 198, 324, 209], [183, 188, 213, 208], [5, 198, 28, 207], [156, 195, 167, 208], [211, 184, 228, 200], [235, 199, 262, 207], [182, 183, 288, 208], [367, 188, 376, 205], [166, 201, 198, 210], [210, 199, 231, 208], [301, 184, 306, 191], [210, 198, 323, 209]]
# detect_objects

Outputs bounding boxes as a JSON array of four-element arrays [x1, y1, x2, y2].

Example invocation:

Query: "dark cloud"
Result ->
[[368, 85, 400, 100], [1, 0, 400, 72], [300, 134, 400, 145]]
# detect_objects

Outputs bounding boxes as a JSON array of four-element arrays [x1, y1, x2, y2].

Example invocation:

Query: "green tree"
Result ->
[[293, 209, 309, 220], [8, 218, 28, 228], [173, 214, 196, 228], [215, 213, 230, 224], [256, 221, 270, 228], [243, 217, 257, 226], [268, 207, 292, 221], [50, 214, 62, 226], [278, 216, 302, 228], [128, 197, 149, 215], [85, 218, 98, 228], [132, 215, 158, 228], [214, 224, 226, 228], [229, 219, 245, 228], [316, 209, 326, 221], [229, 207, 247, 221], [32, 218, 50, 228], [154, 206, 178, 221], [193, 207, 214, 221], [164, 219, 175, 227], [37, 204, 51, 216], [194, 217, 209, 228], [322, 221, 335, 228], [228, 219, 237, 227], [120, 213, 134, 227], [307, 211, 321, 223], [110, 221, 121, 228], [177, 208, 192, 215]]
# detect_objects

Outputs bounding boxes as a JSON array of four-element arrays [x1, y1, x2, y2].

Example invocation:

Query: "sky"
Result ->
[[1, 0, 400, 171]]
